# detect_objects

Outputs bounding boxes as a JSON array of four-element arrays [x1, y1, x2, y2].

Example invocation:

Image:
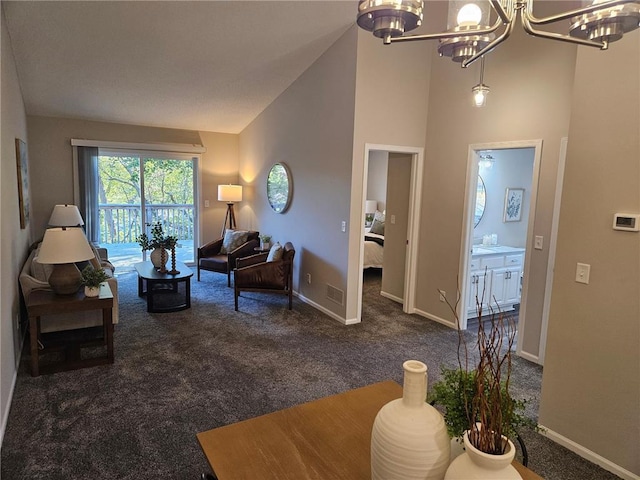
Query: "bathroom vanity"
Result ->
[[468, 245, 525, 317]]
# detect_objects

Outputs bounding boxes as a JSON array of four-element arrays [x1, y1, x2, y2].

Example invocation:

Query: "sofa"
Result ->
[[19, 242, 119, 333]]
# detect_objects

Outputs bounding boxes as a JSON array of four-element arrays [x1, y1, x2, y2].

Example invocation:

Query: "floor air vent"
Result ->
[[326, 284, 344, 306]]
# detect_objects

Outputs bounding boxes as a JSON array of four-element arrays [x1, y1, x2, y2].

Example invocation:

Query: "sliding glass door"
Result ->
[[97, 149, 197, 271]]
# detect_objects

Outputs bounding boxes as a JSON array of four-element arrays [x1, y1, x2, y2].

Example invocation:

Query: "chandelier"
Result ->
[[356, 0, 640, 67]]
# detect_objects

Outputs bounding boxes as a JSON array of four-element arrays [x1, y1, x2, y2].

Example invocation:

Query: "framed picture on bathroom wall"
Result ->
[[503, 188, 524, 223]]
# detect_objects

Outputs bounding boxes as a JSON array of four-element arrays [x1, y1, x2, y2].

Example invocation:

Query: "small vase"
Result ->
[[84, 285, 100, 297], [371, 360, 450, 480], [444, 431, 522, 479], [150, 247, 168, 270]]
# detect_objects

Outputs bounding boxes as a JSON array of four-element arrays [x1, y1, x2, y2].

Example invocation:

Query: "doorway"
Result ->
[[357, 144, 424, 322], [460, 141, 542, 338]]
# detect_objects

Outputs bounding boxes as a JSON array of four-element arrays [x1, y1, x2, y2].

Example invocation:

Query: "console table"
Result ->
[[197, 381, 542, 480], [27, 283, 114, 377]]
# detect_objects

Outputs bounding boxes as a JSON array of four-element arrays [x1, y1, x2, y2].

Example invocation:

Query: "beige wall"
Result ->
[[539, 34, 640, 476], [198, 131, 240, 243], [239, 26, 358, 318], [1, 6, 31, 441], [350, 29, 432, 321], [419, 26, 576, 359]]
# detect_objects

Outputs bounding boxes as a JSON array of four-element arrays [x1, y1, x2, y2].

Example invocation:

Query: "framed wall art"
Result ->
[[15, 138, 30, 229], [503, 187, 524, 223]]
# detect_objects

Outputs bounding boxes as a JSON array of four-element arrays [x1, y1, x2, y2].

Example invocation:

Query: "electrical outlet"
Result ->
[[306, 273, 312, 284], [341, 221, 346, 232], [438, 290, 446, 302]]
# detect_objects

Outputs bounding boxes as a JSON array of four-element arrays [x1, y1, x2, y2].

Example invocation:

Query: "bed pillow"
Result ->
[[220, 229, 249, 254], [369, 218, 385, 236], [266, 242, 284, 262], [373, 210, 385, 223]]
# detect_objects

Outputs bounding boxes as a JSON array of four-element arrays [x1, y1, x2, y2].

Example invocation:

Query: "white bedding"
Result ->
[[363, 232, 384, 269]]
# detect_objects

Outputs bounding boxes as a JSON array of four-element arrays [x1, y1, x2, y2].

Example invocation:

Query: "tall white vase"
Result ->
[[444, 431, 522, 479], [371, 360, 451, 480]]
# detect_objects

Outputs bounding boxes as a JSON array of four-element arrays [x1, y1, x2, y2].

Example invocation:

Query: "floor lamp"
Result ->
[[218, 184, 243, 237]]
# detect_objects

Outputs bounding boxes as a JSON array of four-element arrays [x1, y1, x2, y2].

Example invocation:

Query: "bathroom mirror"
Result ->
[[474, 175, 486, 228], [267, 162, 292, 213]]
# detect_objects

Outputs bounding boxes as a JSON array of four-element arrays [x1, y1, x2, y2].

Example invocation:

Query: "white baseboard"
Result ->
[[540, 425, 640, 480], [1, 333, 25, 447], [413, 308, 457, 329], [516, 349, 542, 365], [380, 290, 403, 304], [294, 291, 359, 325]]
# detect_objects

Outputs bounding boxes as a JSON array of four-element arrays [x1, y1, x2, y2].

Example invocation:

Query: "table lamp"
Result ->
[[365, 200, 378, 226], [36, 227, 95, 295], [48, 204, 84, 227], [218, 184, 243, 237]]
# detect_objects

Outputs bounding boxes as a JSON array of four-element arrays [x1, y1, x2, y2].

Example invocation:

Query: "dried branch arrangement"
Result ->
[[433, 271, 531, 455]]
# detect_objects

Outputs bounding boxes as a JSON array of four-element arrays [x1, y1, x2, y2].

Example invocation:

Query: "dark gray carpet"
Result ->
[[1, 268, 620, 479]]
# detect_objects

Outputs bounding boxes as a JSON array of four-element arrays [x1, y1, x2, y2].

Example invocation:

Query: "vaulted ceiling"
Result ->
[[3, 1, 356, 134]]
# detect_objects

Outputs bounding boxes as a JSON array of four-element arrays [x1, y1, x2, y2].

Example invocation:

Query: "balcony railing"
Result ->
[[98, 204, 194, 244]]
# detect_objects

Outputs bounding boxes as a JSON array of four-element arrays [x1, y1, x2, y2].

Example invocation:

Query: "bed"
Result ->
[[363, 231, 384, 269]]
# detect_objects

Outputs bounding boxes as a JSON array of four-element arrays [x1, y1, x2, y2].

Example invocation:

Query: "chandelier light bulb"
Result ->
[[457, 3, 483, 27], [472, 84, 489, 107]]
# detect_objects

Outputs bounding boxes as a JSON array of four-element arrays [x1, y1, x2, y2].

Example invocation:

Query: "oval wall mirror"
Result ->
[[267, 163, 292, 213], [474, 175, 486, 228]]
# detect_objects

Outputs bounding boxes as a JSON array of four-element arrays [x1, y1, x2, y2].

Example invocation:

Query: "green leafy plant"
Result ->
[[136, 222, 178, 251], [259, 234, 272, 243], [80, 265, 109, 288], [429, 366, 536, 448]]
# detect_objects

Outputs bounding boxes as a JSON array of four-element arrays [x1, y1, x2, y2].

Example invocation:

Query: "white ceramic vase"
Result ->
[[150, 247, 168, 270], [371, 360, 450, 480], [84, 285, 100, 297], [444, 431, 522, 479]]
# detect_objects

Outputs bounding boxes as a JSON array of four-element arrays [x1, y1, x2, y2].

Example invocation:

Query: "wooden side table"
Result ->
[[26, 283, 114, 376]]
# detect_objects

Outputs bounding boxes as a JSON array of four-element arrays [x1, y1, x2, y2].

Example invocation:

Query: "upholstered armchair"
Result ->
[[197, 230, 259, 286], [234, 242, 295, 311]]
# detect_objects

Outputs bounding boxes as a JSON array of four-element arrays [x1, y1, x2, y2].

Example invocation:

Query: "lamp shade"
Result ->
[[37, 227, 95, 264], [218, 184, 243, 203], [48, 204, 84, 227], [365, 200, 378, 214]]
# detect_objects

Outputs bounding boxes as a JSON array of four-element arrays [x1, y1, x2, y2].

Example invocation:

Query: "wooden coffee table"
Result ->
[[134, 261, 193, 313], [197, 381, 543, 480]]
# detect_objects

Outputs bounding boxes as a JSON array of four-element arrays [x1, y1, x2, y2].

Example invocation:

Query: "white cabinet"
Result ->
[[468, 270, 490, 316], [467, 248, 524, 317]]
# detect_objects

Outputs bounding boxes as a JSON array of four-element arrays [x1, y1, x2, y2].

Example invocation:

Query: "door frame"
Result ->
[[459, 140, 543, 335], [356, 143, 424, 322]]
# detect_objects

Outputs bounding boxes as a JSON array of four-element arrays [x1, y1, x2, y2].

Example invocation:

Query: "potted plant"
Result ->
[[136, 222, 178, 270], [259, 234, 272, 250], [430, 284, 537, 478], [81, 265, 109, 297]]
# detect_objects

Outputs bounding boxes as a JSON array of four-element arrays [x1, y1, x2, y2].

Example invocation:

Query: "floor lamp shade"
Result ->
[[37, 227, 95, 295], [218, 185, 243, 203], [218, 185, 242, 235], [48, 204, 85, 227]]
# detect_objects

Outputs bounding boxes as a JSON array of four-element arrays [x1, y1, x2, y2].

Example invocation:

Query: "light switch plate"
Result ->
[[204, 200, 210, 208], [575, 263, 590, 284], [534, 236, 543, 250]]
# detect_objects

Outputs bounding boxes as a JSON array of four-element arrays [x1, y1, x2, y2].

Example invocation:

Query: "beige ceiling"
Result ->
[[3, 1, 357, 134]]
